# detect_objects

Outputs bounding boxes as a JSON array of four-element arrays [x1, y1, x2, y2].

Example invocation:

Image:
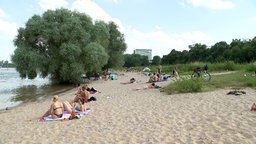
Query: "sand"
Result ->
[[0, 72, 256, 144]]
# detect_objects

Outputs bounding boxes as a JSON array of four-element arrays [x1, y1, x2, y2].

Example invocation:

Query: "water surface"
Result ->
[[0, 68, 73, 110]]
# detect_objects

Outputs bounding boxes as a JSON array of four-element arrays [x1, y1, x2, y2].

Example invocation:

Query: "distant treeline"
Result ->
[[0, 60, 15, 68], [123, 38, 256, 68], [161, 38, 256, 65]]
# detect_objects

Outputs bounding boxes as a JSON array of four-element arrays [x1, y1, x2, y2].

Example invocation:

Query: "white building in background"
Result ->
[[133, 49, 152, 61]]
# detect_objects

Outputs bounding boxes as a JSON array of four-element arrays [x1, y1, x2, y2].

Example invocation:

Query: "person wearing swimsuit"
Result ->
[[41, 95, 64, 119]]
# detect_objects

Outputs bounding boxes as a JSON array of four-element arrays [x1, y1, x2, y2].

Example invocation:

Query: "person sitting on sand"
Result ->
[[85, 84, 100, 94], [251, 103, 256, 111], [75, 83, 82, 96], [134, 82, 161, 90], [73, 86, 89, 103], [156, 73, 162, 82], [148, 73, 158, 83], [41, 95, 64, 119], [72, 98, 86, 112]]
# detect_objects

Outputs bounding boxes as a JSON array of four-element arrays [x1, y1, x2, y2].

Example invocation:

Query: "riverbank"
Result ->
[[0, 72, 256, 143]]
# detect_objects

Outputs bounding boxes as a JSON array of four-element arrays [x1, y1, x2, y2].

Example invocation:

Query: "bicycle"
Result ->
[[191, 66, 211, 81]]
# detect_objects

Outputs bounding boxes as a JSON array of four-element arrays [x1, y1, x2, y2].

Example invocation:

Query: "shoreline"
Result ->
[[0, 72, 256, 143]]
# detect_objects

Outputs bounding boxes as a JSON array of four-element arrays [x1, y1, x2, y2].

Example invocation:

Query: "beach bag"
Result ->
[[88, 96, 97, 102]]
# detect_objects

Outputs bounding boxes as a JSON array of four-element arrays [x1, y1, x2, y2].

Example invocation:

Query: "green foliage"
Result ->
[[223, 61, 236, 71], [105, 22, 127, 68], [11, 8, 126, 83], [161, 37, 256, 64], [245, 62, 256, 72], [152, 55, 161, 65], [83, 42, 109, 74], [123, 54, 149, 67], [165, 79, 202, 94]]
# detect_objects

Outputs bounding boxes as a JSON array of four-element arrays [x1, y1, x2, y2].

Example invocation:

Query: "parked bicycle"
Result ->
[[191, 64, 211, 81]]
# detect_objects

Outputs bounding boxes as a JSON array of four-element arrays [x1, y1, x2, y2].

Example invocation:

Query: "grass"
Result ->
[[124, 62, 256, 94], [164, 70, 256, 94]]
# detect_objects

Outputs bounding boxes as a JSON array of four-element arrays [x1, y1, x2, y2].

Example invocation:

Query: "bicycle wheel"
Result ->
[[202, 72, 211, 81], [191, 72, 199, 79]]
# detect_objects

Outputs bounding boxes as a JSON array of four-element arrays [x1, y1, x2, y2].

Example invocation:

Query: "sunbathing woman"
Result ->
[[41, 95, 64, 119]]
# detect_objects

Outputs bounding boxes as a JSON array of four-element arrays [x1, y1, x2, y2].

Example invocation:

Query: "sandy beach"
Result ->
[[0, 72, 256, 144]]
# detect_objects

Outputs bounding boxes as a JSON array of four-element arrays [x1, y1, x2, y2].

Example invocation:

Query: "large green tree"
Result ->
[[104, 22, 127, 69], [12, 8, 126, 83]]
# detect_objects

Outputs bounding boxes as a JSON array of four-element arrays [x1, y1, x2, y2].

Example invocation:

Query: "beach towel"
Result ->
[[90, 91, 97, 94], [39, 109, 92, 122]]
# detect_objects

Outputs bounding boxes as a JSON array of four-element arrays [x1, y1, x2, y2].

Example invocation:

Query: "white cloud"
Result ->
[[70, 0, 215, 57], [112, 0, 119, 4], [0, 19, 18, 61], [38, 0, 69, 11], [0, 9, 8, 18], [71, 0, 125, 31], [0, 19, 18, 39], [180, 0, 235, 9], [124, 28, 214, 57], [155, 25, 161, 30]]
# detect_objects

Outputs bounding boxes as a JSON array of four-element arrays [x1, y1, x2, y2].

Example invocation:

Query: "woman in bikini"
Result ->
[[41, 95, 64, 119]]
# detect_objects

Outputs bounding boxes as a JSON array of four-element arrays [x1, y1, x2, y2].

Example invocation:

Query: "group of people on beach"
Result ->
[[41, 83, 98, 120], [120, 65, 179, 90]]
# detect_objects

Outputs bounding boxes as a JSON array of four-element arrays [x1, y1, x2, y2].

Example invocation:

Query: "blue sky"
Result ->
[[0, 0, 256, 62]]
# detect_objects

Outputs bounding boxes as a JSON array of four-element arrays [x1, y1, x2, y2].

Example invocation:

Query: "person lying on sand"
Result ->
[[120, 78, 141, 84], [134, 82, 161, 90], [41, 95, 64, 119], [251, 103, 256, 111]]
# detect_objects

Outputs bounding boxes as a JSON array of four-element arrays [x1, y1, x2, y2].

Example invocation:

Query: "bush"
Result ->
[[223, 61, 236, 71], [245, 63, 256, 73], [165, 79, 202, 94]]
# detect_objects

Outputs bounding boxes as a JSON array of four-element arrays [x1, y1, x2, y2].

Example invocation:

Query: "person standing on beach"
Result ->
[[158, 65, 162, 74], [41, 95, 64, 119], [172, 66, 179, 80]]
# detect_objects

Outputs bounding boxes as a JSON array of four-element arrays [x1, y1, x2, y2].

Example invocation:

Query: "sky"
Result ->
[[0, 0, 256, 62]]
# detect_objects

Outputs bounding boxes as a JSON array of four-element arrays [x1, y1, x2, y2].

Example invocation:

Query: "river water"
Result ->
[[0, 68, 73, 110]]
